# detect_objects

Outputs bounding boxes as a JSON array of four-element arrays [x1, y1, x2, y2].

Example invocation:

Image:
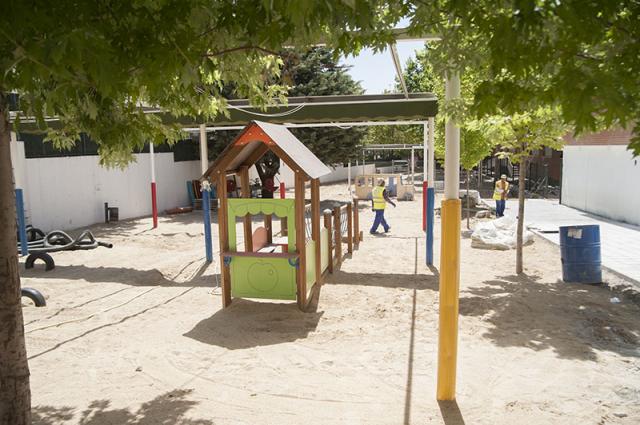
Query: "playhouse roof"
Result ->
[[202, 121, 331, 180]]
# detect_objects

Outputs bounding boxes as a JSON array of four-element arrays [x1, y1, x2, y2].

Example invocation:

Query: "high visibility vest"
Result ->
[[493, 180, 509, 200], [372, 186, 386, 210]]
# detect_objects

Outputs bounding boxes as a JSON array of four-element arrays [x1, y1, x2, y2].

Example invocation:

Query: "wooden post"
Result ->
[[346, 202, 353, 254], [264, 215, 273, 244], [353, 198, 362, 244], [294, 173, 307, 309], [324, 211, 333, 273], [333, 206, 342, 266], [280, 180, 287, 237], [217, 171, 232, 307], [311, 179, 322, 285], [239, 166, 253, 252]]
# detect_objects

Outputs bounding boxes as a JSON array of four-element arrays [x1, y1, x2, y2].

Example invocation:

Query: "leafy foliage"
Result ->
[[365, 47, 497, 170], [408, 0, 640, 155], [474, 107, 569, 164], [206, 47, 366, 166], [0, 0, 407, 166]]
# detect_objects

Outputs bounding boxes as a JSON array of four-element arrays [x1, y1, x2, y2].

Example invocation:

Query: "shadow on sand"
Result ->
[[21, 261, 215, 288], [460, 274, 640, 361], [32, 389, 213, 425], [184, 298, 323, 350]]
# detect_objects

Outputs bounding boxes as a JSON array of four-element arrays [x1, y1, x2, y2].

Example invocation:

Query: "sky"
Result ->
[[340, 40, 425, 94]]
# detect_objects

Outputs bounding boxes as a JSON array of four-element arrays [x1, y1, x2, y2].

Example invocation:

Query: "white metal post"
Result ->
[[423, 123, 428, 183], [199, 124, 208, 175], [411, 147, 415, 185], [348, 161, 352, 196], [150, 143, 156, 182], [428, 117, 435, 187], [444, 73, 460, 199]]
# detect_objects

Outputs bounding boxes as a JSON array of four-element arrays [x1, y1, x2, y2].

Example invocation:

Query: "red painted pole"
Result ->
[[279, 182, 285, 199], [151, 182, 158, 228], [422, 180, 428, 231]]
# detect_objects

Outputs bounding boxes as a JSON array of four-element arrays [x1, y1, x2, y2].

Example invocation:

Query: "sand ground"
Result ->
[[21, 183, 640, 425]]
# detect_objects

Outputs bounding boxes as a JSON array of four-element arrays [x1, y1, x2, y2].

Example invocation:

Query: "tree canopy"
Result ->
[[364, 47, 497, 170], [205, 47, 366, 166], [1, 0, 405, 165], [408, 0, 640, 155]]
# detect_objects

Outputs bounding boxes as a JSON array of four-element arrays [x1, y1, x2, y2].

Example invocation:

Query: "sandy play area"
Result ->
[[21, 183, 640, 425]]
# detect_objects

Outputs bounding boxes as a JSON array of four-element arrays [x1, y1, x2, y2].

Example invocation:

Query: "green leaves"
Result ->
[[410, 0, 640, 156], [1, 0, 406, 166]]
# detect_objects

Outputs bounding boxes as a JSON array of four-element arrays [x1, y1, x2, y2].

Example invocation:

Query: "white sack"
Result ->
[[471, 216, 534, 250]]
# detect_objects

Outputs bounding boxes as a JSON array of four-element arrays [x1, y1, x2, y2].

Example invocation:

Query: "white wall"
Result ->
[[23, 153, 200, 231], [248, 163, 377, 189], [562, 145, 640, 225], [320, 163, 376, 184]]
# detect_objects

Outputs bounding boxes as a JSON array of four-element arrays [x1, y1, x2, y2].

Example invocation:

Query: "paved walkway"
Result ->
[[504, 199, 640, 283]]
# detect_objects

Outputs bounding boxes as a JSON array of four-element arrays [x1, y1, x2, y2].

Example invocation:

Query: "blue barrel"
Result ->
[[559, 225, 602, 284]]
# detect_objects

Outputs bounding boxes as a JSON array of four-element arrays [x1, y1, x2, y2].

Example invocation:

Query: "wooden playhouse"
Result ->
[[202, 121, 361, 310]]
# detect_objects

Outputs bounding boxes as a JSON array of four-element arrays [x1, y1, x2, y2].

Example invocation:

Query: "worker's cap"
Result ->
[[500, 174, 507, 179]]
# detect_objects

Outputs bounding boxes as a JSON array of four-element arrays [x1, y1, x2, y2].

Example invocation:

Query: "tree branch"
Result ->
[[205, 45, 284, 58]]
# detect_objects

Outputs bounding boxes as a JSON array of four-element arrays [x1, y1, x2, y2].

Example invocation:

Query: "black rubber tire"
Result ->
[[25, 252, 55, 271], [21, 288, 46, 307]]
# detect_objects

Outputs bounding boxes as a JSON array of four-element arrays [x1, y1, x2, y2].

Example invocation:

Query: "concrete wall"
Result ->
[[562, 145, 640, 226], [248, 163, 377, 189], [22, 153, 200, 231]]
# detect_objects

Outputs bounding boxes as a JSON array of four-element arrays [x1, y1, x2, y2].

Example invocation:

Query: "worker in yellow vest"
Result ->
[[493, 174, 510, 217], [370, 179, 396, 234]]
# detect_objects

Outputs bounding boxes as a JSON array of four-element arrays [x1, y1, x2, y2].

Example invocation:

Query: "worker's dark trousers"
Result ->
[[370, 209, 389, 233], [495, 200, 506, 217]]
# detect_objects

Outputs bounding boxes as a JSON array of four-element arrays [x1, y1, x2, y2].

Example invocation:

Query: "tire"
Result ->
[[25, 252, 55, 271], [21, 288, 46, 307]]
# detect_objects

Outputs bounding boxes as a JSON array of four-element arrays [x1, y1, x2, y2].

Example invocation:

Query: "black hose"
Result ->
[[19, 229, 113, 253]]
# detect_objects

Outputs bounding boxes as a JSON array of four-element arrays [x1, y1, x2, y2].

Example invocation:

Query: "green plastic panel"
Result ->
[[320, 228, 329, 272], [230, 256, 297, 300], [305, 239, 316, 301], [227, 199, 296, 252]]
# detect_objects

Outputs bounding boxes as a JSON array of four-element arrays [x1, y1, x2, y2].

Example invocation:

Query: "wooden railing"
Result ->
[[322, 198, 362, 274]]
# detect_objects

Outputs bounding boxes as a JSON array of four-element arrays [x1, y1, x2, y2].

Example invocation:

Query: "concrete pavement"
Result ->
[[504, 199, 640, 283]]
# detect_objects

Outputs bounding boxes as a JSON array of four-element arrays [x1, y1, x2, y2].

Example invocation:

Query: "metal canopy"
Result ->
[[161, 93, 437, 128], [203, 121, 331, 180], [16, 93, 437, 133]]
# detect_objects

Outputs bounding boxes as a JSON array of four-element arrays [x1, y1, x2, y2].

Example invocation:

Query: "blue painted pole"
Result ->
[[15, 188, 29, 256], [202, 187, 213, 263], [426, 187, 435, 265]]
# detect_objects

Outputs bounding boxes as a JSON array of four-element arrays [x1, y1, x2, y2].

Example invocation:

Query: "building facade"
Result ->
[[562, 128, 640, 226]]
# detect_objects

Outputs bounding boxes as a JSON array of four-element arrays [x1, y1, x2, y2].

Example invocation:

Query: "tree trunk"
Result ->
[[477, 160, 482, 191], [0, 96, 31, 424], [466, 169, 471, 230], [515, 158, 528, 274], [255, 156, 279, 199]]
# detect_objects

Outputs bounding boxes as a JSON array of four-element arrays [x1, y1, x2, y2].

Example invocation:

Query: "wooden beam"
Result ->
[[354, 197, 362, 244], [239, 166, 253, 252], [333, 206, 342, 267], [294, 172, 307, 309], [241, 143, 270, 168], [264, 215, 273, 244], [347, 202, 353, 254], [268, 143, 306, 177], [311, 179, 322, 285], [222, 251, 299, 259], [217, 171, 232, 307], [324, 211, 333, 274]]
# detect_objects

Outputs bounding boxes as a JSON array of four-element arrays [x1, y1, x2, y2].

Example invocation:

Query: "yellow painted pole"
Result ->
[[437, 70, 461, 401], [437, 198, 461, 400]]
